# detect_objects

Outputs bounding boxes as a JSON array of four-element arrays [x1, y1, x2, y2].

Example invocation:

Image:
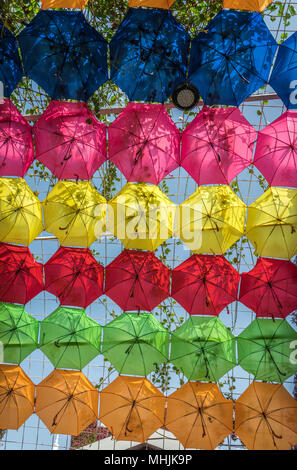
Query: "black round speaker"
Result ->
[[172, 82, 200, 111]]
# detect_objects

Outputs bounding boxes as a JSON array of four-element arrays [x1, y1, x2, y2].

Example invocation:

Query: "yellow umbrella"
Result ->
[[41, 0, 89, 8], [222, 0, 273, 12], [246, 187, 297, 259], [129, 0, 175, 9], [43, 180, 106, 247], [0, 178, 43, 246], [108, 182, 176, 251], [178, 185, 246, 254]]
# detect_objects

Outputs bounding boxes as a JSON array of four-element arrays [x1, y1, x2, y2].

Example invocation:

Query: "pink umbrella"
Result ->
[[108, 102, 180, 184], [34, 100, 107, 180], [254, 110, 297, 188], [0, 99, 34, 177], [181, 107, 256, 185]]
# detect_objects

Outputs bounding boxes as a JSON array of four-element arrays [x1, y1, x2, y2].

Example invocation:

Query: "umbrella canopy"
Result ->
[[237, 318, 297, 383], [41, 0, 89, 7], [172, 254, 240, 316], [99, 375, 165, 442], [102, 312, 170, 376], [188, 10, 277, 106], [165, 382, 233, 450], [34, 101, 107, 181], [170, 316, 236, 382], [129, 0, 175, 7], [18, 11, 108, 101], [43, 180, 106, 247], [39, 306, 101, 370], [0, 302, 39, 364], [105, 249, 170, 312], [0, 22, 23, 98], [239, 257, 297, 318], [246, 187, 297, 260], [35, 369, 99, 436], [108, 103, 180, 185], [235, 382, 297, 450], [0, 243, 43, 305], [0, 364, 35, 430], [45, 247, 103, 308], [110, 8, 190, 103], [222, 0, 273, 11]]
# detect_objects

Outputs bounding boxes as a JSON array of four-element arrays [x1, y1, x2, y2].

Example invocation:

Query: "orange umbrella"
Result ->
[[129, 0, 175, 9], [99, 376, 165, 442], [35, 369, 99, 436], [235, 382, 297, 450], [165, 382, 233, 449], [222, 0, 273, 12], [0, 364, 35, 430], [41, 0, 89, 8]]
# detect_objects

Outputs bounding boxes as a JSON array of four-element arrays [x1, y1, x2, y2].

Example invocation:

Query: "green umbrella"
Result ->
[[102, 312, 170, 376], [0, 302, 39, 364], [170, 316, 236, 382], [237, 318, 297, 383], [39, 306, 101, 370]]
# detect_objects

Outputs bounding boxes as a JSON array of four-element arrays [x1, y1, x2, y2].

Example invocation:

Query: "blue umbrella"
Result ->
[[188, 10, 277, 106], [110, 8, 190, 103], [18, 11, 108, 101], [0, 22, 23, 97]]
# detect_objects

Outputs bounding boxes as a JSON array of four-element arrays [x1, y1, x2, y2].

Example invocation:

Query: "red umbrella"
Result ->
[[105, 249, 170, 311], [181, 107, 256, 185], [0, 243, 43, 304], [108, 102, 180, 184], [44, 247, 103, 308], [239, 257, 297, 318], [171, 254, 240, 315]]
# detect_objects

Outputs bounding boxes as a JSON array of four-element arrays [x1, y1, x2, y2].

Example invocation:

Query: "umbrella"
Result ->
[[129, 0, 175, 7], [105, 249, 170, 312], [0, 22, 23, 98], [35, 369, 99, 436], [165, 382, 233, 450], [102, 312, 170, 376], [246, 187, 297, 259], [108, 103, 180, 185], [0, 177, 43, 246], [235, 382, 297, 450], [253, 111, 297, 188], [237, 318, 297, 383], [0, 243, 43, 305], [34, 101, 107, 181], [222, 0, 273, 11], [45, 246, 103, 309], [109, 182, 176, 251], [39, 306, 101, 370], [43, 180, 106, 247], [0, 364, 35, 430], [18, 11, 108, 101], [171, 254, 240, 316], [178, 185, 246, 254], [0, 99, 34, 178], [188, 10, 277, 106], [239, 257, 297, 318], [110, 8, 190, 103], [0, 302, 39, 364], [170, 316, 236, 382], [41, 0, 89, 8], [181, 107, 256, 185], [99, 375, 165, 442]]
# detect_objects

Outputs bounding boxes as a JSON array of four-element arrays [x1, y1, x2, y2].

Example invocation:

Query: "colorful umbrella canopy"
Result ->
[[188, 10, 277, 106], [34, 101, 107, 181], [35, 369, 99, 436], [41, 0, 89, 8], [18, 11, 108, 101], [222, 0, 273, 11], [239, 257, 297, 318], [246, 187, 297, 259], [170, 316, 236, 382], [0, 364, 35, 430], [235, 382, 297, 450], [0, 302, 39, 364], [102, 312, 170, 376], [172, 254, 240, 316], [44, 247, 103, 308], [110, 8, 190, 103], [129, 0, 175, 7], [43, 180, 106, 247], [39, 306, 101, 370], [0, 22, 23, 97], [0, 243, 43, 305], [105, 250, 170, 312], [99, 376, 165, 442], [108, 103, 180, 184]]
